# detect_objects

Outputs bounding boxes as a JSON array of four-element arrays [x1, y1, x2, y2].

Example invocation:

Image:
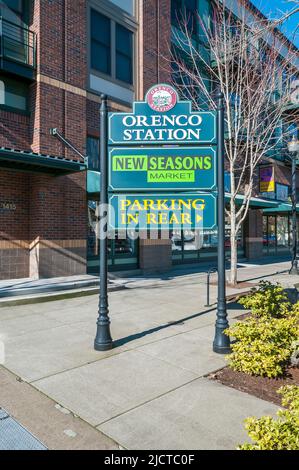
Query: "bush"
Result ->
[[225, 316, 298, 377], [238, 281, 290, 318], [225, 282, 299, 378], [239, 385, 299, 450]]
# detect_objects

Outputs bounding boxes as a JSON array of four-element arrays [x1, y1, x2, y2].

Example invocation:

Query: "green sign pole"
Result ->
[[94, 95, 113, 351], [213, 93, 231, 354]]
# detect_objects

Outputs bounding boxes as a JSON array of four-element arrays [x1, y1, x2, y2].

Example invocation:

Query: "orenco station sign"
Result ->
[[108, 84, 217, 231], [95, 85, 231, 355], [109, 84, 216, 145], [116, 113, 206, 142]]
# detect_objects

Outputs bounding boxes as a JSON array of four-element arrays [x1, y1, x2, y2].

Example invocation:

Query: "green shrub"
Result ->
[[239, 385, 299, 450], [239, 281, 290, 319], [225, 316, 298, 377], [225, 282, 299, 378]]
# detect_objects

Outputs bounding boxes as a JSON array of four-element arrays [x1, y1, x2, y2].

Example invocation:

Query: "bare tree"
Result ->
[[272, 0, 299, 30], [170, 0, 298, 285]]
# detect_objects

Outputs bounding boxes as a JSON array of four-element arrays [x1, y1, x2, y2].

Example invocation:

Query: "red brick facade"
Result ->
[[0, 0, 88, 280], [1, 0, 175, 280]]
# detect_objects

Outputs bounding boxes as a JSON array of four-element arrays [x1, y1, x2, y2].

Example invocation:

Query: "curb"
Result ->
[[0, 285, 125, 308]]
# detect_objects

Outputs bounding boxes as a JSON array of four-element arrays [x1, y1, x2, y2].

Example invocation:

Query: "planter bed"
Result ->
[[209, 365, 299, 405]]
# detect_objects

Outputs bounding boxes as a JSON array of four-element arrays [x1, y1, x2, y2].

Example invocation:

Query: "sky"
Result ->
[[251, 0, 299, 48]]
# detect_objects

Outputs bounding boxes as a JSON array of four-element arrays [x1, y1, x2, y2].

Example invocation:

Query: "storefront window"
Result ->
[[171, 222, 244, 265], [277, 216, 289, 250], [87, 201, 138, 272]]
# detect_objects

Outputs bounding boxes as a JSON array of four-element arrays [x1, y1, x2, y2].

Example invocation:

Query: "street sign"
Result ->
[[109, 84, 216, 146], [109, 147, 216, 192], [108, 192, 217, 231]]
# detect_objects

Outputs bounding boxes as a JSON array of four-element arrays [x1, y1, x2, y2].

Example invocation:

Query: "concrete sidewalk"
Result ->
[[1, 261, 292, 449], [0, 256, 293, 308]]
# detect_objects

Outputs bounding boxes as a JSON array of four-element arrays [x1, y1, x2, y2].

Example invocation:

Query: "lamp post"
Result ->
[[288, 136, 299, 275], [213, 92, 231, 354], [94, 95, 113, 351]]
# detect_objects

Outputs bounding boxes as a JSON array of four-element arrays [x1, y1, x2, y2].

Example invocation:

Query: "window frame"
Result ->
[[88, 0, 137, 90]]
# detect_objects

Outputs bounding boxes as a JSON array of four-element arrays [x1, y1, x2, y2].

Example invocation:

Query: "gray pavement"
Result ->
[[1, 259, 294, 449]]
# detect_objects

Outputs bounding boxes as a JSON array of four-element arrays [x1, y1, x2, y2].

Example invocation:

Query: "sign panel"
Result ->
[[108, 192, 217, 231], [109, 147, 216, 192], [260, 166, 275, 193], [109, 85, 216, 146]]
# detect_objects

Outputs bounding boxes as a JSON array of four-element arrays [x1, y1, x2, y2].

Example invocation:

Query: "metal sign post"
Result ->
[[94, 94, 113, 351], [213, 92, 231, 354]]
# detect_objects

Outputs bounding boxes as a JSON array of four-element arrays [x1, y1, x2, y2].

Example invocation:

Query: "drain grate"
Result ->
[[0, 408, 47, 450]]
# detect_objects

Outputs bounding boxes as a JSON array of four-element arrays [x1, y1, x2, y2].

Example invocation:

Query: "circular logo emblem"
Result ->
[[146, 84, 177, 112]]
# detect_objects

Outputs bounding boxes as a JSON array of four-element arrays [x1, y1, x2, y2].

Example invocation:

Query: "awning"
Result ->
[[263, 203, 299, 214], [0, 147, 87, 174], [225, 193, 279, 209]]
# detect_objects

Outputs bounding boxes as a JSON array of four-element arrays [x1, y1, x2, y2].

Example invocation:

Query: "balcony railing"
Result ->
[[0, 17, 36, 70]]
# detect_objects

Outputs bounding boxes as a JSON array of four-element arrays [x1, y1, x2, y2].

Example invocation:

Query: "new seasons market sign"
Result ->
[[108, 193, 217, 231], [109, 85, 216, 146], [109, 147, 216, 191]]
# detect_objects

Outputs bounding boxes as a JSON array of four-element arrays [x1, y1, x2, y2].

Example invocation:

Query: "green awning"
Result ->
[[225, 193, 279, 208], [263, 203, 299, 214], [0, 147, 87, 174]]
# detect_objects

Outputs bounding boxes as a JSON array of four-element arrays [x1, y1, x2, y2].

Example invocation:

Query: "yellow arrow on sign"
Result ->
[[196, 214, 203, 223]]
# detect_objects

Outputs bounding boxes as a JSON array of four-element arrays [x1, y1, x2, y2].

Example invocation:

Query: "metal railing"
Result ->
[[205, 257, 229, 307], [0, 17, 36, 68], [205, 268, 218, 307]]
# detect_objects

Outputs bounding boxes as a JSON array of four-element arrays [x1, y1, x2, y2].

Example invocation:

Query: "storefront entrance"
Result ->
[[263, 214, 292, 256]]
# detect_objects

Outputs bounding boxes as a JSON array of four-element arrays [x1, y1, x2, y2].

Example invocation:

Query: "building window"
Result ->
[[90, 8, 134, 86], [0, 75, 28, 112], [1, 0, 30, 24], [2, 0, 23, 16], [91, 11, 111, 75], [115, 23, 133, 84], [86, 136, 100, 171], [171, 0, 198, 37]]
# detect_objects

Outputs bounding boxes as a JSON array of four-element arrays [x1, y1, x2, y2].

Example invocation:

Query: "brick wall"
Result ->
[[244, 209, 264, 259], [0, 170, 30, 279], [142, 0, 172, 93], [0, 0, 88, 279], [0, 110, 31, 150]]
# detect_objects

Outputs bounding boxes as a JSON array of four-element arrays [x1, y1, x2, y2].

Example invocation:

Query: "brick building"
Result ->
[[0, 0, 298, 281]]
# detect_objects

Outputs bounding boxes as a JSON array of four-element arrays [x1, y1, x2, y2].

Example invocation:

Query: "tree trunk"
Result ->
[[229, 202, 238, 286], [230, 232, 238, 286]]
